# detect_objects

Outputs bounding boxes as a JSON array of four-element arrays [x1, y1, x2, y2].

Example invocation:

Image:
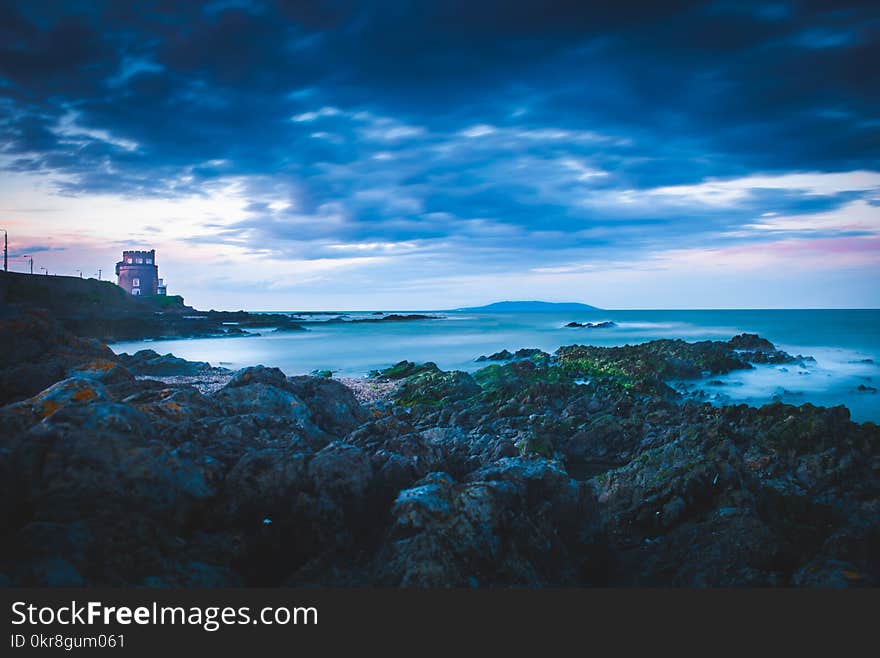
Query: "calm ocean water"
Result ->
[[111, 309, 880, 423]]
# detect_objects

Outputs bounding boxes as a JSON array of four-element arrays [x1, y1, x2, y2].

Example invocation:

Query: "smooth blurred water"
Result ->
[[110, 309, 880, 422]]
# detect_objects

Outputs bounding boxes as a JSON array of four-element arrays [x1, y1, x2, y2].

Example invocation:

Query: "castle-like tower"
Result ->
[[116, 249, 160, 296]]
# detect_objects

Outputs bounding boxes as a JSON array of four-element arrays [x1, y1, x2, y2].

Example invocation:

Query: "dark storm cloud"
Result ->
[[1, 0, 878, 268], [9, 245, 65, 256]]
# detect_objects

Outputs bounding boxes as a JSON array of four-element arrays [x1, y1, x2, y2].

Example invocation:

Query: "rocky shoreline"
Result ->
[[0, 295, 878, 587], [0, 270, 304, 342]]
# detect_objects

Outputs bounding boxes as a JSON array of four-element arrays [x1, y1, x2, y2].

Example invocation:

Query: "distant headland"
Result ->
[[455, 300, 600, 312]]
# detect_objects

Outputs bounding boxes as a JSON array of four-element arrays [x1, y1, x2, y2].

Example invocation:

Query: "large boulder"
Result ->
[[14, 402, 213, 521], [374, 458, 598, 586], [123, 385, 222, 424], [308, 442, 374, 499], [286, 375, 369, 436], [215, 381, 312, 419], [117, 349, 214, 376], [4, 377, 110, 425], [225, 365, 288, 389], [66, 358, 134, 385], [0, 308, 114, 405], [224, 448, 310, 519]]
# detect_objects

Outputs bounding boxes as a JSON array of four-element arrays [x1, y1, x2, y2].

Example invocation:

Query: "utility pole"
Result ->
[[98, 268, 102, 281], [2, 228, 6, 272]]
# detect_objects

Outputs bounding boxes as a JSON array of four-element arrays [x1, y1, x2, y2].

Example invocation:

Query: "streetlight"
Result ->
[[1, 228, 7, 272], [76, 269, 83, 278], [17, 254, 33, 274], [40, 266, 48, 276]]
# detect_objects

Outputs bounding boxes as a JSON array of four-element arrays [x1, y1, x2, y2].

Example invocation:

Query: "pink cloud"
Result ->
[[655, 235, 880, 271]]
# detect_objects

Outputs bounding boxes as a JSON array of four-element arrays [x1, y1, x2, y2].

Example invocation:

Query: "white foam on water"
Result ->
[[694, 343, 879, 422]]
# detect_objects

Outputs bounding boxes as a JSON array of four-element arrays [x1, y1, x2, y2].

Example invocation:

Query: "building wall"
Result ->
[[116, 249, 159, 295]]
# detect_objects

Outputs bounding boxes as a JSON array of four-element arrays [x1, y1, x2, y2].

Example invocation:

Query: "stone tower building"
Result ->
[[116, 249, 161, 296]]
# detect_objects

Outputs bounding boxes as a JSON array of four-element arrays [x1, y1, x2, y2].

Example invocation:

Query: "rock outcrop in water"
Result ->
[[322, 313, 442, 324], [1, 305, 877, 588], [565, 321, 617, 329]]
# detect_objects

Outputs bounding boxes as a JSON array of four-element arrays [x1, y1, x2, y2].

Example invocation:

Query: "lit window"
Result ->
[[132, 288, 140, 296], [145, 258, 152, 264], [132, 278, 140, 287], [126, 257, 132, 263], [136, 258, 143, 264]]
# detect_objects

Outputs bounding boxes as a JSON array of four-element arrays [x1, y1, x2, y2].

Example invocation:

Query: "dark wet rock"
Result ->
[[0, 307, 114, 405], [745, 350, 798, 365], [476, 349, 514, 362], [309, 442, 373, 497], [118, 349, 215, 376], [20, 557, 87, 587], [566, 320, 617, 329], [286, 375, 370, 436], [6, 402, 213, 537], [145, 561, 245, 588], [269, 317, 307, 332], [373, 459, 600, 586], [322, 314, 441, 324], [476, 348, 550, 363], [372, 314, 441, 322], [726, 334, 800, 365], [4, 522, 91, 586], [215, 382, 312, 420], [195, 414, 327, 453], [209, 367, 368, 440], [791, 521, 880, 587], [224, 448, 310, 519], [586, 401, 879, 586], [728, 333, 776, 351], [66, 358, 134, 385], [3, 377, 111, 426], [124, 385, 223, 423], [857, 384, 877, 393], [225, 365, 288, 389], [515, 348, 549, 359]]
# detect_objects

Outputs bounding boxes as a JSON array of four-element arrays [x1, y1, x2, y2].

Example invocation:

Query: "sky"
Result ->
[[0, 0, 878, 310]]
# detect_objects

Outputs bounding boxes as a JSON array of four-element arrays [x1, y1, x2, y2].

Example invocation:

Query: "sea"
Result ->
[[110, 309, 880, 423]]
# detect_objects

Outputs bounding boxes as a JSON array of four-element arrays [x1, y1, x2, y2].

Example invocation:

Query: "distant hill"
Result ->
[[455, 300, 600, 312]]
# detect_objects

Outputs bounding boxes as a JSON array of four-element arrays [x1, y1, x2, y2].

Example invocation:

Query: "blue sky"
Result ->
[[1, 0, 878, 309]]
